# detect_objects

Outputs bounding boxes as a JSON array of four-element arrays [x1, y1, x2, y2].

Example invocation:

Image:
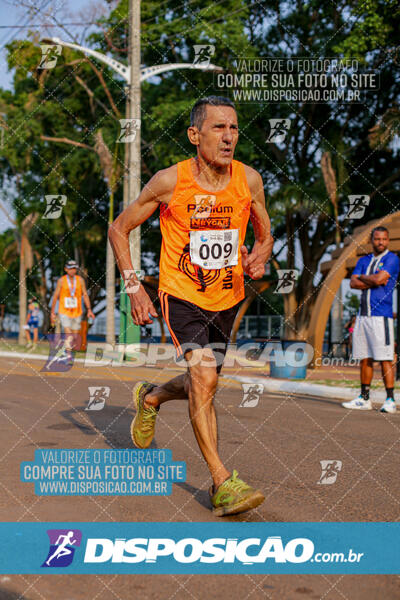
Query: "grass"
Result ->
[[0, 338, 87, 358]]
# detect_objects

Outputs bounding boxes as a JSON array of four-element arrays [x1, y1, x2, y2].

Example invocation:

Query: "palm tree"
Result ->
[[94, 131, 120, 345], [0, 202, 38, 344], [41, 130, 121, 344], [321, 152, 342, 354]]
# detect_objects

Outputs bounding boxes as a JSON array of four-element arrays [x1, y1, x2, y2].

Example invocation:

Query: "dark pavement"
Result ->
[[0, 357, 399, 599]]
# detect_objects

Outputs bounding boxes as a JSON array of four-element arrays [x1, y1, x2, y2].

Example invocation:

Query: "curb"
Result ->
[[0, 350, 88, 363], [0, 350, 183, 369], [1, 350, 397, 406], [227, 374, 397, 405], [0, 350, 108, 366]]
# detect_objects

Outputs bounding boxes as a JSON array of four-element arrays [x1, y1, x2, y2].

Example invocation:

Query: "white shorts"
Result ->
[[352, 316, 394, 361], [59, 314, 82, 331]]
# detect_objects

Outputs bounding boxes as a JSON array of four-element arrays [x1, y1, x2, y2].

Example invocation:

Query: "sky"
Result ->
[[0, 0, 108, 90], [0, 0, 108, 233]]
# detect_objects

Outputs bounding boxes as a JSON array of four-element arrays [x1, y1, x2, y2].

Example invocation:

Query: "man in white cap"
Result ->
[[50, 260, 95, 356]]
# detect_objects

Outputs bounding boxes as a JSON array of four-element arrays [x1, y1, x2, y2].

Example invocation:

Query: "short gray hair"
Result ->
[[190, 96, 236, 130]]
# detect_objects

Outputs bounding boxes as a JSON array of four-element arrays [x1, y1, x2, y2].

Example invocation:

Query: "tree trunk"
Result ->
[[282, 292, 298, 340], [42, 306, 51, 334], [103, 139, 118, 346], [34, 251, 50, 334], [282, 209, 297, 339], [18, 236, 27, 345], [106, 239, 115, 344]]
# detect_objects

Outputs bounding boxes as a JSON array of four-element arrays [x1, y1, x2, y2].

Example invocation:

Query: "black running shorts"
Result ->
[[158, 291, 239, 373]]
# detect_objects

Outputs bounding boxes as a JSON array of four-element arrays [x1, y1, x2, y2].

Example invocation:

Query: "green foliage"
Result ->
[[0, 228, 19, 313], [333, 0, 400, 61], [344, 292, 360, 317], [0, 0, 399, 331], [0, 39, 120, 313]]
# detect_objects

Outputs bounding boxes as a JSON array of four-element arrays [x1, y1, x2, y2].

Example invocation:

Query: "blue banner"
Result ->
[[20, 449, 186, 496], [0, 522, 399, 574]]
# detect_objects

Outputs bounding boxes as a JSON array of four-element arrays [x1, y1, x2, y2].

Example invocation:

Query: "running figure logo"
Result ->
[[86, 386, 110, 411], [38, 44, 62, 69], [178, 243, 220, 292], [117, 119, 141, 143], [193, 45, 215, 67], [346, 195, 370, 219], [317, 460, 342, 485], [42, 334, 79, 372], [275, 269, 298, 294], [267, 119, 291, 143], [43, 195, 67, 219], [42, 529, 82, 568], [239, 383, 264, 407], [192, 194, 217, 219], [123, 269, 144, 293]]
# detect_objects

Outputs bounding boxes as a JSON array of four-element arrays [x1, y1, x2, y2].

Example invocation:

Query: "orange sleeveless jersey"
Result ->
[[58, 275, 83, 317], [159, 159, 252, 311]]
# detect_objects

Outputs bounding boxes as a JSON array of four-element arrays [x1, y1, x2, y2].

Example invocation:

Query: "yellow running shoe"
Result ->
[[131, 382, 158, 449], [210, 470, 265, 516]]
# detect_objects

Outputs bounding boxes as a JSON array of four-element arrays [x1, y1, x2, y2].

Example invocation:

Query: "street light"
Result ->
[[42, 35, 223, 344], [47, 37, 223, 85]]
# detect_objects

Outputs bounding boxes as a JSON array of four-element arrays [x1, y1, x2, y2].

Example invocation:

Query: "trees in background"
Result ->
[[0, 39, 116, 331], [0, 0, 399, 340]]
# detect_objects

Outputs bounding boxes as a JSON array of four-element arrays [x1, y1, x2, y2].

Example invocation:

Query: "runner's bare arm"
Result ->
[[108, 165, 177, 326], [241, 166, 274, 279], [80, 277, 95, 320], [50, 279, 62, 323]]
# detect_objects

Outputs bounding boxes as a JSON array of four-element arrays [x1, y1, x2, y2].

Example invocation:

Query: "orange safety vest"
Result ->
[[58, 274, 83, 317], [159, 158, 251, 311]]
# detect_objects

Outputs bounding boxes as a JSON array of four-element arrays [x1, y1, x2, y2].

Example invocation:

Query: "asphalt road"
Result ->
[[0, 356, 399, 599]]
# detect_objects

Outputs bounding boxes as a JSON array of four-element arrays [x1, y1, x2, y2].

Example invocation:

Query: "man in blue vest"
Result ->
[[343, 226, 399, 413]]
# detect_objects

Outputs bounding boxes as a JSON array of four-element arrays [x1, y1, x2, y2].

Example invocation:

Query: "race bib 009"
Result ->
[[190, 229, 239, 269], [64, 297, 78, 309]]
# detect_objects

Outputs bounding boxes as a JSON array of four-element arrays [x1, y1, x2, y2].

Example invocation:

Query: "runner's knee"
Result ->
[[189, 365, 218, 399]]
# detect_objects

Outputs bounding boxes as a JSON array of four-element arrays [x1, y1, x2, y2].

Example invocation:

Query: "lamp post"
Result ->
[[44, 34, 222, 343], [48, 36, 222, 85]]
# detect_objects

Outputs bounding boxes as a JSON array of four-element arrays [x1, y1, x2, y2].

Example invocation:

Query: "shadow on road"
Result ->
[[56, 405, 161, 450], [175, 481, 211, 509], [0, 588, 31, 600], [175, 481, 283, 521]]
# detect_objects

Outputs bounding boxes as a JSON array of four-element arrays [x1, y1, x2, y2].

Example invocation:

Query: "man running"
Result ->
[[50, 260, 95, 357], [109, 96, 273, 516], [342, 226, 399, 413]]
